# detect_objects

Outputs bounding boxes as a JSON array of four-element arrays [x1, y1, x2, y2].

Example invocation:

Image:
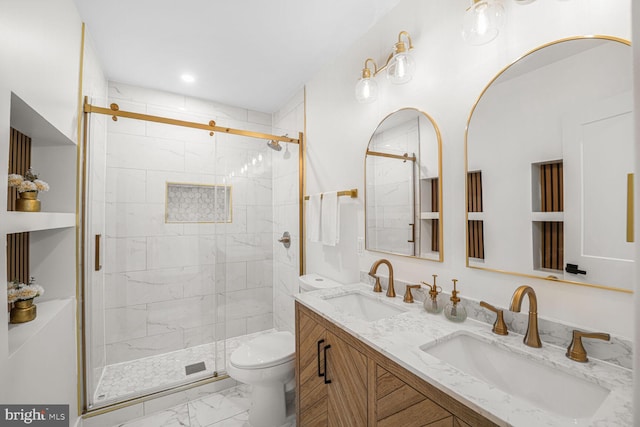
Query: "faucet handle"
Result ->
[[566, 330, 610, 363], [479, 301, 508, 336], [369, 274, 383, 293], [403, 284, 421, 303]]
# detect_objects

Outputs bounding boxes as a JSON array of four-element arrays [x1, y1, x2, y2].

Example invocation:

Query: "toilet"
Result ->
[[227, 274, 343, 427]]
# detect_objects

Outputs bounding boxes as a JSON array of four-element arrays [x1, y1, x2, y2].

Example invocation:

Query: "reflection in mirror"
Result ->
[[465, 37, 633, 292], [365, 108, 443, 261]]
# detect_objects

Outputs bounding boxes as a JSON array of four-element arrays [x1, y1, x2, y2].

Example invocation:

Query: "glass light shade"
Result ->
[[386, 52, 415, 84], [462, 0, 505, 46], [355, 77, 378, 103]]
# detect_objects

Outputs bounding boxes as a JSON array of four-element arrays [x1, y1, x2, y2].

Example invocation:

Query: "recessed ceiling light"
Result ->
[[181, 74, 195, 83]]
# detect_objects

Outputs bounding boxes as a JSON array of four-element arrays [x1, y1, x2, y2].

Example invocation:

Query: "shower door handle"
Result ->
[[95, 234, 102, 271], [408, 223, 415, 243]]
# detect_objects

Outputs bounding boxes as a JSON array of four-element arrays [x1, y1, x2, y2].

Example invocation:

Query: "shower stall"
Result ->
[[81, 85, 302, 411]]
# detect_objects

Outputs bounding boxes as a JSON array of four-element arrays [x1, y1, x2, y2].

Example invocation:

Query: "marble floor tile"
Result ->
[[116, 403, 190, 427]]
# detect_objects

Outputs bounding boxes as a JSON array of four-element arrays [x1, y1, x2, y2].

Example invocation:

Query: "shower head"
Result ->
[[267, 140, 282, 151]]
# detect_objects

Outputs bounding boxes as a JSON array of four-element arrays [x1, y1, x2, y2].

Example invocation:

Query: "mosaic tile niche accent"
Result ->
[[166, 183, 232, 223]]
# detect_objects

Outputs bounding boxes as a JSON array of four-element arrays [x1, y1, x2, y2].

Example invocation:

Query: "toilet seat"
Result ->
[[229, 331, 295, 370]]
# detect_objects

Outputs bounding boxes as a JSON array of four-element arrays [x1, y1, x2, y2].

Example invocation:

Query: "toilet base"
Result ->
[[249, 383, 286, 427]]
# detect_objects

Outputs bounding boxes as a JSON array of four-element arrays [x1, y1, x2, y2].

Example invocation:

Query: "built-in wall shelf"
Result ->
[[420, 212, 439, 220], [3, 212, 75, 234], [467, 212, 484, 221], [8, 298, 73, 356], [531, 212, 564, 222]]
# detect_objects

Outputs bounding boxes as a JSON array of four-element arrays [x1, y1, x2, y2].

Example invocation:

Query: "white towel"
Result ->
[[308, 193, 322, 242], [321, 191, 340, 246]]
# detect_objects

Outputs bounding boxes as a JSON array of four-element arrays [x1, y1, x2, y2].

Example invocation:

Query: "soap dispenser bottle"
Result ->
[[444, 279, 467, 322], [422, 274, 445, 314]]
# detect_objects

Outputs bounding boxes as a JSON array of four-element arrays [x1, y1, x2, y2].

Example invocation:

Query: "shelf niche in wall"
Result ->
[[532, 160, 564, 272], [467, 171, 484, 260]]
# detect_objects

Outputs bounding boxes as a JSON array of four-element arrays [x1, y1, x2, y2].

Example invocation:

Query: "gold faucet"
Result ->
[[509, 285, 542, 348], [479, 301, 508, 336], [566, 330, 610, 363], [368, 259, 396, 297], [403, 284, 421, 303]]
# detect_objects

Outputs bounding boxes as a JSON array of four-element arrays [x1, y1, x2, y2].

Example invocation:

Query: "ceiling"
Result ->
[[74, 0, 403, 113]]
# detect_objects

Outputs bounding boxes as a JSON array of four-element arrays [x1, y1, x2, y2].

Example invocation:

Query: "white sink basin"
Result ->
[[322, 292, 407, 321], [420, 333, 610, 420]]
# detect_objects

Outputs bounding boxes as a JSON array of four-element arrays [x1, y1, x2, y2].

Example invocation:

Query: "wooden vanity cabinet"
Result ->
[[295, 302, 497, 427]]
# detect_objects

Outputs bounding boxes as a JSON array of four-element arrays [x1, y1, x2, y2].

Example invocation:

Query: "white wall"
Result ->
[[305, 0, 633, 338], [0, 0, 83, 424]]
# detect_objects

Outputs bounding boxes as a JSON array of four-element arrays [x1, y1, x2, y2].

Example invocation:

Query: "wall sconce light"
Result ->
[[355, 31, 415, 103], [462, 0, 505, 45]]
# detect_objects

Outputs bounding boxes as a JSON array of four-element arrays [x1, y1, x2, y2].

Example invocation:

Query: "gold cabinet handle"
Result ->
[[566, 330, 610, 363], [479, 301, 508, 335]]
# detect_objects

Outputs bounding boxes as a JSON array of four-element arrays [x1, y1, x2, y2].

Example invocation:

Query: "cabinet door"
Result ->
[[297, 307, 329, 426], [376, 365, 451, 427], [326, 332, 368, 426]]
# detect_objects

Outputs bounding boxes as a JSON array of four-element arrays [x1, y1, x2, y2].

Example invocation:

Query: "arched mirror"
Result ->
[[465, 36, 633, 292], [365, 108, 443, 261]]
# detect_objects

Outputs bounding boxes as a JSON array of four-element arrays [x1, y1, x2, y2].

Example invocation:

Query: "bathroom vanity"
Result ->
[[294, 283, 632, 426]]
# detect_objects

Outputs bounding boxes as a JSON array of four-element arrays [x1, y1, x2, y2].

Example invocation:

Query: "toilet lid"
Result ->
[[230, 331, 295, 369]]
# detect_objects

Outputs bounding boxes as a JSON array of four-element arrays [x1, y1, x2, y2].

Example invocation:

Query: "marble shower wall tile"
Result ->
[[103, 83, 277, 365]]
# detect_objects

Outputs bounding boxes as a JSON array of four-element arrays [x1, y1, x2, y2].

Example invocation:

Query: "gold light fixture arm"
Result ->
[[364, 31, 414, 78]]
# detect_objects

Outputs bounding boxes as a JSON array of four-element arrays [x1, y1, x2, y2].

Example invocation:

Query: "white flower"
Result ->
[[7, 282, 44, 303], [8, 174, 23, 188], [17, 181, 37, 193], [34, 179, 49, 192]]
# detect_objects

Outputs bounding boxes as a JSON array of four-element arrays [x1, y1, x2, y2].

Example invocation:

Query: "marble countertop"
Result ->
[[294, 283, 633, 427]]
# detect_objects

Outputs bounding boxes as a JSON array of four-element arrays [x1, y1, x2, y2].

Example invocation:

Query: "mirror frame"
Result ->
[[365, 107, 444, 262], [464, 35, 632, 294]]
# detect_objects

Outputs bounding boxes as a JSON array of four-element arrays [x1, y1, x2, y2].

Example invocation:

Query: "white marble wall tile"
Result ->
[[188, 385, 251, 427], [106, 202, 184, 238], [181, 266, 217, 298], [230, 177, 272, 206], [105, 270, 190, 309], [147, 294, 216, 336], [246, 205, 274, 234], [273, 173, 298, 205], [107, 133, 185, 171], [183, 324, 217, 349], [106, 168, 147, 203], [146, 235, 217, 269], [248, 110, 272, 126], [185, 141, 217, 175], [106, 331, 184, 365], [220, 233, 273, 263], [117, 403, 190, 427], [224, 261, 247, 292], [183, 97, 249, 122], [104, 305, 147, 344], [216, 318, 247, 340], [145, 106, 213, 145], [105, 237, 147, 273], [273, 291, 295, 334], [110, 82, 186, 111], [217, 288, 273, 322], [106, 99, 148, 136], [246, 313, 273, 335], [246, 260, 272, 289]]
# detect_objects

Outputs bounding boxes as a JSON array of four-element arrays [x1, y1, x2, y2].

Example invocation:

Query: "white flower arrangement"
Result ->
[[8, 168, 50, 193], [7, 278, 44, 304]]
